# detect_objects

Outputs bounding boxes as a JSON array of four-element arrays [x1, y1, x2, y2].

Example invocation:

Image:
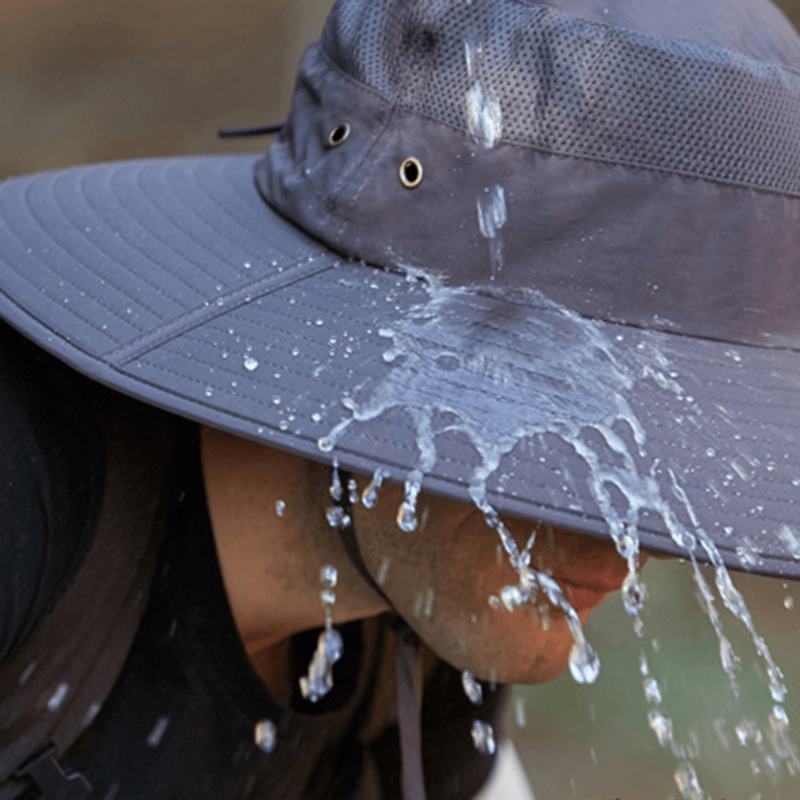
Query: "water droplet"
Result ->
[[18, 661, 37, 686], [362, 468, 390, 509], [254, 719, 277, 753], [244, 355, 259, 372], [569, 639, 600, 684], [329, 459, 343, 502], [735, 719, 762, 746], [674, 762, 704, 800], [622, 573, 647, 616], [784, 595, 794, 610], [47, 683, 70, 712], [470, 720, 496, 755], [643, 677, 662, 705], [320, 564, 338, 589], [376, 558, 391, 586], [347, 478, 359, 505], [326, 506, 351, 530], [649, 710, 674, 747], [204, 386, 214, 398], [396, 478, 421, 532], [320, 588, 336, 605], [514, 697, 527, 727], [770, 705, 789, 732], [275, 500, 286, 518], [499, 584, 527, 612], [146, 716, 170, 748], [461, 671, 483, 705]]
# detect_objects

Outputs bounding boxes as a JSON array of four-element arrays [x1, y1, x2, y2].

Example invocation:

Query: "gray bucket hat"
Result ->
[[2, 0, 800, 577]]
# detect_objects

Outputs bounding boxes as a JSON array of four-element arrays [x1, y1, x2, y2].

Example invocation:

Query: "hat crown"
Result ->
[[258, 0, 800, 348], [317, 0, 800, 194]]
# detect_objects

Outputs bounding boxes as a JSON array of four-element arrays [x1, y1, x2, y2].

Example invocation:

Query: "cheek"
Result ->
[[353, 492, 607, 685]]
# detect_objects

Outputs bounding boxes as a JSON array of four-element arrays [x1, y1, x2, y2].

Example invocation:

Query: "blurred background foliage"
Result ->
[[3, 1, 800, 798]]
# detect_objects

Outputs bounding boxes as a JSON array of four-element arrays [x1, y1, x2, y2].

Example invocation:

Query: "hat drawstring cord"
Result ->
[[217, 123, 284, 139]]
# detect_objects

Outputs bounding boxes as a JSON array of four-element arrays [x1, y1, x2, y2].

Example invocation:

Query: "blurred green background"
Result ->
[[3, 1, 800, 798]]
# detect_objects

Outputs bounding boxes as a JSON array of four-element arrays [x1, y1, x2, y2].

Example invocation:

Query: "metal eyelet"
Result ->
[[327, 123, 351, 147], [399, 157, 423, 189]]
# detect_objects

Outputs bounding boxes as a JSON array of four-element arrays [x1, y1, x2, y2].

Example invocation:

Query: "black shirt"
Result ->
[[0, 323, 504, 799]]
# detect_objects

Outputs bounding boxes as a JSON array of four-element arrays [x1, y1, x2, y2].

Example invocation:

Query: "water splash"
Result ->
[[317, 276, 796, 787]]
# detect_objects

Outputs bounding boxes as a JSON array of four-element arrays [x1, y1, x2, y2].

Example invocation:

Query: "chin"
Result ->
[[420, 607, 593, 686]]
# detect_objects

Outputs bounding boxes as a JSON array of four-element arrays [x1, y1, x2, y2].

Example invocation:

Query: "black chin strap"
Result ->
[[337, 471, 427, 800]]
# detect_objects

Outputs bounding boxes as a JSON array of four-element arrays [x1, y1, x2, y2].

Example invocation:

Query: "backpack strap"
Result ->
[[336, 472, 427, 800], [0, 399, 176, 799]]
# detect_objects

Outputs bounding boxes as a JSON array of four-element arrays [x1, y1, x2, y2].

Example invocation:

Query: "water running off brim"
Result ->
[[317, 272, 798, 794], [299, 564, 343, 703]]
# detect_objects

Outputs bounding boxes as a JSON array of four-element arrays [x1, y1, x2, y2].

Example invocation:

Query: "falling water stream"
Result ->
[[318, 274, 800, 795]]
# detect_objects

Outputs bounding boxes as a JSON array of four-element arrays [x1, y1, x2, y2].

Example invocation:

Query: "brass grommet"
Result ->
[[327, 123, 351, 147], [399, 157, 423, 189]]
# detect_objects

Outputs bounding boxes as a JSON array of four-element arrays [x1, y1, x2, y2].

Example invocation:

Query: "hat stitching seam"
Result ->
[[331, 104, 401, 239], [108, 260, 338, 366], [84, 165, 215, 312], [316, 46, 399, 203], [17, 178, 149, 336], [154, 160, 299, 275], [104, 164, 220, 308]]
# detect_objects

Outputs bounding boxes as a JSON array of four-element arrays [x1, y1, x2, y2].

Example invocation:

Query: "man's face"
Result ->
[[349, 477, 634, 685]]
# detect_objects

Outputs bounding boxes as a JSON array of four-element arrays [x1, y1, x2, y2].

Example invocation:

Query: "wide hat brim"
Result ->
[[1, 154, 800, 578]]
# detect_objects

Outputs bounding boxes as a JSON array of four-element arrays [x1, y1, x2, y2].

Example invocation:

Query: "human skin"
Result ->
[[201, 426, 637, 691]]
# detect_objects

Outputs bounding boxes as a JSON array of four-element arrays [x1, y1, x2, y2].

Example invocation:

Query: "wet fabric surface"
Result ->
[[0, 322, 504, 799]]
